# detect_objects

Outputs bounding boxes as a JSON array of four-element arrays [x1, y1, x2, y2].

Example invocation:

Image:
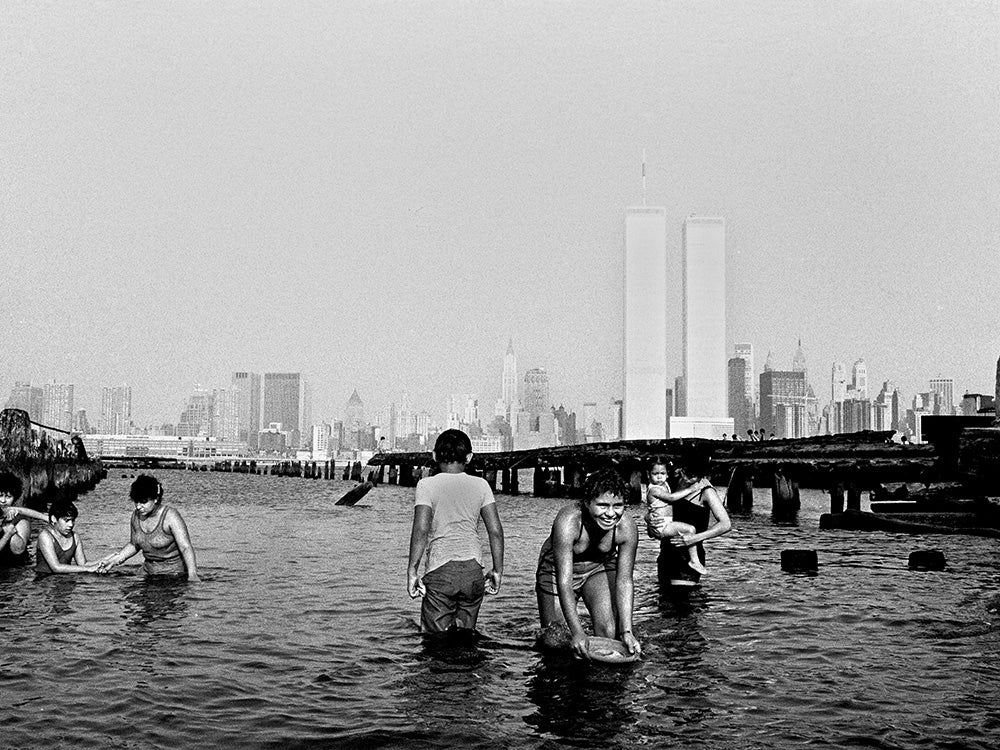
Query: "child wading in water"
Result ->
[[645, 458, 710, 575], [35, 499, 100, 575], [407, 429, 504, 633]]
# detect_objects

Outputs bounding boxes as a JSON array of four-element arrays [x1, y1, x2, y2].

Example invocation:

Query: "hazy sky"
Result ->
[[3, 1, 998, 426]]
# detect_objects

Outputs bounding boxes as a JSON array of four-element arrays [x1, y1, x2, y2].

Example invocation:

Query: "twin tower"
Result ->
[[623, 209, 732, 440]]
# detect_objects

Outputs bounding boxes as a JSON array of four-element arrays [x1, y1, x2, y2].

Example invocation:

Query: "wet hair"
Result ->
[[129, 474, 163, 503], [47, 499, 79, 521], [433, 429, 473, 465], [680, 450, 712, 480], [581, 468, 629, 505], [0, 472, 23, 500], [648, 456, 671, 472]]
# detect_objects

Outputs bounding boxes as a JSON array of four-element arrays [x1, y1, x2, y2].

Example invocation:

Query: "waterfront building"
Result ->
[[6, 381, 44, 422], [344, 390, 365, 450], [80, 433, 248, 459], [734, 342, 755, 417], [262, 373, 303, 449], [623, 205, 668, 439], [312, 423, 332, 458], [671, 216, 731, 439], [929, 377, 955, 415], [960, 393, 995, 416], [100, 384, 133, 435], [727, 357, 752, 436], [471, 434, 505, 453], [232, 372, 261, 450], [759, 370, 808, 438]]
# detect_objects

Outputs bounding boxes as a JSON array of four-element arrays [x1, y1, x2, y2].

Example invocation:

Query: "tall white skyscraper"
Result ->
[[852, 359, 868, 401], [831, 362, 847, 403], [929, 377, 955, 415], [501, 339, 518, 414], [623, 206, 668, 439], [672, 217, 731, 438], [42, 382, 74, 432]]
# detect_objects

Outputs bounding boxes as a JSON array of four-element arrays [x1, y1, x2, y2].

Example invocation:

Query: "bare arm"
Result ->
[[164, 508, 199, 582], [480, 502, 504, 595], [551, 510, 588, 648], [36, 530, 98, 574], [97, 542, 140, 570], [5, 506, 48, 523], [614, 518, 642, 655], [3, 518, 31, 555], [646, 478, 710, 504], [407, 505, 432, 598], [669, 486, 732, 547]]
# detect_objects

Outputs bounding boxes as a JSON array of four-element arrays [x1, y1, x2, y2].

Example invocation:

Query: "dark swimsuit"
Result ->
[[130, 505, 186, 576], [535, 519, 619, 597], [35, 528, 78, 574], [658, 495, 710, 585]]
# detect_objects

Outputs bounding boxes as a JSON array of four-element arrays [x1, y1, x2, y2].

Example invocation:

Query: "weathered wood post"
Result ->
[[628, 469, 643, 506], [399, 464, 414, 487], [484, 469, 497, 491], [566, 464, 585, 498], [388, 464, 398, 485], [726, 466, 753, 512], [533, 467, 548, 497], [351, 461, 363, 482], [771, 467, 800, 520], [829, 482, 845, 514], [846, 481, 862, 511]]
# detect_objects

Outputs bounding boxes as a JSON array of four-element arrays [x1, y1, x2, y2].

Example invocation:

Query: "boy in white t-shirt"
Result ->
[[406, 429, 505, 633]]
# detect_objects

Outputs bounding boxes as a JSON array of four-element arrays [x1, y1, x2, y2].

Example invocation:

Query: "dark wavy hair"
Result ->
[[0, 472, 23, 501], [47, 499, 79, 521], [433, 429, 473, 465], [129, 474, 163, 503], [580, 468, 629, 505]]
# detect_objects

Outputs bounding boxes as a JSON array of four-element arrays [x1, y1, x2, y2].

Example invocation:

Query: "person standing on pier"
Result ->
[[648, 455, 731, 588], [406, 429, 505, 633], [535, 469, 641, 660]]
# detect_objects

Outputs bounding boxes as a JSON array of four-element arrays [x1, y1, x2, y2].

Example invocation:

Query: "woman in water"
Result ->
[[97, 475, 199, 581], [535, 468, 641, 660]]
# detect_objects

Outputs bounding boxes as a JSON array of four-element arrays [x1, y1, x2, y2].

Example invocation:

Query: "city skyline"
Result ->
[[3, 4, 997, 425]]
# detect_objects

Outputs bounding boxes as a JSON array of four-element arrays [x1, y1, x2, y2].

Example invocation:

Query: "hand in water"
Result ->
[[571, 633, 591, 660], [622, 631, 642, 656]]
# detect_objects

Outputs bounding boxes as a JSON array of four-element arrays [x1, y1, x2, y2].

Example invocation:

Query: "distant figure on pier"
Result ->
[[645, 458, 709, 575], [97, 475, 199, 581], [747, 429, 758, 442], [35, 500, 100, 575], [535, 469, 641, 660], [648, 454, 731, 589], [1, 472, 45, 568], [406, 429, 504, 634]]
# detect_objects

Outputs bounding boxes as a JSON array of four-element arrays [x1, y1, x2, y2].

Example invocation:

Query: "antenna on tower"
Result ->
[[641, 149, 647, 206]]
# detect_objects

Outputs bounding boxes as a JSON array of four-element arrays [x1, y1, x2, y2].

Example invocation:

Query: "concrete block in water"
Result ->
[[908, 549, 946, 571], [781, 549, 818, 572]]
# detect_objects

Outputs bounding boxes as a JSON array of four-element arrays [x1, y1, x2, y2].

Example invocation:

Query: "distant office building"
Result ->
[[728, 358, 752, 436], [262, 373, 303, 449], [501, 339, 518, 416], [312, 423, 333, 458], [42, 382, 74, 432], [6, 381, 44, 421], [671, 217, 731, 439], [929, 377, 955, 415], [523, 369, 550, 418], [831, 362, 847, 404], [609, 399, 623, 441], [852, 359, 868, 401], [760, 370, 808, 438], [73, 409, 91, 434], [447, 393, 480, 430], [960, 393, 995, 416], [100, 384, 133, 435], [734, 342, 755, 416], [232, 372, 261, 450], [551, 405, 576, 446], [344, 389, 365, 450], [581, 402, 597, 442], [211, 387, 241, 440], [177, 387, 212, 437], [623, 205, 668, 439]]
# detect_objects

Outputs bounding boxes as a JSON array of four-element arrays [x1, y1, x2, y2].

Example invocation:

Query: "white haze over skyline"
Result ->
[[2, 1, 998, 426]]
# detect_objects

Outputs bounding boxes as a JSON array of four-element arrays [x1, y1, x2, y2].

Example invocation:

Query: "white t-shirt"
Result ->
[[414, 471, 495, 574]]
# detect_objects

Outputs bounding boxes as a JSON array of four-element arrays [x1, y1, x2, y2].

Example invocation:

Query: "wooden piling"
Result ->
[[628, 469, 643, 506], [846, 481, 862, 511], [829, 483, 845, 514], [388, 464, 398, 485]]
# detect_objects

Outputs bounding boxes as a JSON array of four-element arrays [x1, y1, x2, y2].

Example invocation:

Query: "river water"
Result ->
[[2, 471, 999, 749]]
